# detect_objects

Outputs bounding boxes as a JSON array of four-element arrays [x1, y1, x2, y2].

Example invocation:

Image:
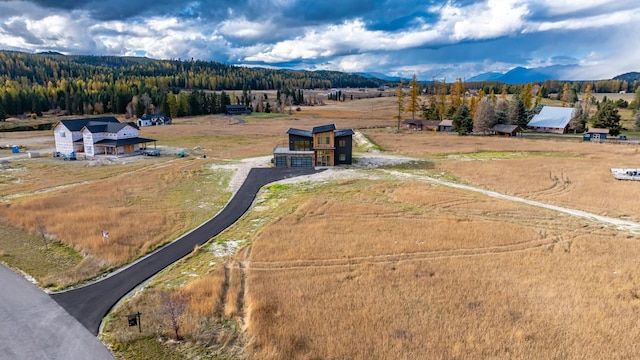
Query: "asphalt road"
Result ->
[[51, 167, 320, 335], [0, 264, 114, 360]]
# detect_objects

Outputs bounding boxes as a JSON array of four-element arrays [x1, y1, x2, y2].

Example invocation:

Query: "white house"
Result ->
[[528, 106, 574, 134], [53, 117, 156, 157], [137, 114, 172, 127]]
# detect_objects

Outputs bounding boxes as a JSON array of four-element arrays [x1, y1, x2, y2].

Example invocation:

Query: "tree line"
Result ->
[[0, 51, 380, 119], [396, 76, 640, 136]]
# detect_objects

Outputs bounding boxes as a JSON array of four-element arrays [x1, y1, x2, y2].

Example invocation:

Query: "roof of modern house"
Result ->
[[492, 124, 521, 133], [335, 129, 355, 137], [528, 106, 574, 129], [58, 117, 120, 132], [335, 129, 356, 137], [439, 120, 453, 126], [312, 124, 337, 133], [287, 128, 313, 137], [287, 125, 353, 138], [586, 128, 610, 134]]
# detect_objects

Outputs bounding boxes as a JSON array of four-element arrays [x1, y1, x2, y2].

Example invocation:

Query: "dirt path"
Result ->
[[385, 170, 640, 235]]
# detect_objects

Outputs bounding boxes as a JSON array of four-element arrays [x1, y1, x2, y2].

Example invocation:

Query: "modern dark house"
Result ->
[[273, 124, 354, 168], [225, 104, 251, 115]]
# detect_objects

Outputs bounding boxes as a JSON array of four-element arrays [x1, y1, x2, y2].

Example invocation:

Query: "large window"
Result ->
[[318, 135, 331, 145], [338, 139, 346, 147], [294, 140, 311, 151]]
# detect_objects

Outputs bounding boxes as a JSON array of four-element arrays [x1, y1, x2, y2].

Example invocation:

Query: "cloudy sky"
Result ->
[[0, 0, 639, 80]]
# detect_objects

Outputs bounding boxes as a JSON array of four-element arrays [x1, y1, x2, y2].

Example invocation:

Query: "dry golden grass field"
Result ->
[[2, 94, 640, 359]]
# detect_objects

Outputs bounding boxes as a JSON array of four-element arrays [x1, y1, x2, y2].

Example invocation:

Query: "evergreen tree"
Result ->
[[0, 103, 7, 121], [508, 98, 528, 127], [161, 95, 171, 116], [591, 100, 621, 136], [135, 100, 146, 118], [452, 104, 473, 135]]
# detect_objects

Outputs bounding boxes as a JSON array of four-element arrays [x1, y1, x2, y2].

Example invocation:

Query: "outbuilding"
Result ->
[[438, 120, 453, 132], [583, 128, 610, 141], [528, 106, 573, 134], [491, 124, 522, 137]]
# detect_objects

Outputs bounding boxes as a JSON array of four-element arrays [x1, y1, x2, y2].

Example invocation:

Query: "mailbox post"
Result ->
[[126, 312, 142, 333]]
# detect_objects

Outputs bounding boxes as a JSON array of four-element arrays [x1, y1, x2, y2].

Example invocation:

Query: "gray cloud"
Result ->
[[0, 0, 639, 80], [1, 19, 43, 45]]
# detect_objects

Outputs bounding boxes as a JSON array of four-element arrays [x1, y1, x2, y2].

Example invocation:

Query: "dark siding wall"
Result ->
[[335, 135, 353, 165], [289, 134, 312, 151]]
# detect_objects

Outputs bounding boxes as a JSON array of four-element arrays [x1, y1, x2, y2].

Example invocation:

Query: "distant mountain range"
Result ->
[[467, 65, 579, 84], [354, 72, 405, 82], [613, 72, 640, 82], [357, 66, 640, 85]]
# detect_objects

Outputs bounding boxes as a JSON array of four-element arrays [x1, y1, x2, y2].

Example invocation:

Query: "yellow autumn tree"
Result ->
[[561, 83, 569, 107], [406, 74, 420, 121], [395, 79, 405, 131]]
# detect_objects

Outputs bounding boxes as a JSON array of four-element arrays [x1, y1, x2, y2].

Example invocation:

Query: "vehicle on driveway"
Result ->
[[142, 149, 160, 156]]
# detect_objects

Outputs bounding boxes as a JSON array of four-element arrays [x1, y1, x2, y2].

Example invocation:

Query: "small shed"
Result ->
[[438, 120, 453, 132], [491, 124, 522, 137], [402, 120, 425, 130], [583, 128, 609, 141]]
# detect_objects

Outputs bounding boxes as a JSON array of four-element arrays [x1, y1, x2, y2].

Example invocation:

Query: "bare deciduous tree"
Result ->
[[159, 290, 190, 340], [473, 97, 496, 134], [35, 217, 48, 251]]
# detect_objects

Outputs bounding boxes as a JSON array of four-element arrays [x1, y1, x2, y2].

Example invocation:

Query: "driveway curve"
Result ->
[[51, 167, 321, 335]]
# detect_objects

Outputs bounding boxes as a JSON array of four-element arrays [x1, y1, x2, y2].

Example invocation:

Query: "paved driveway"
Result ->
[[51, 167, 320, 334], [0, 264, 114, 360]]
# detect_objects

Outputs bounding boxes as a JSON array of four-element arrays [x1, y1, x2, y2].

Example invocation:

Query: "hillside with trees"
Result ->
[[0, 51, 381, 119]]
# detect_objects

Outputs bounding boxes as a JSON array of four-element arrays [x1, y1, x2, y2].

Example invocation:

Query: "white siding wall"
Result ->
[[53, 124, 75, 155], [82, 131, 95, 156], [116, 125, 139, 139]]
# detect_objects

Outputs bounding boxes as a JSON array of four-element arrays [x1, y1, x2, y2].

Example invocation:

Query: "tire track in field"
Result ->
[[247, 234, 574, 271], [385, 170, 640, 235], [1, 159, 180, 201]]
